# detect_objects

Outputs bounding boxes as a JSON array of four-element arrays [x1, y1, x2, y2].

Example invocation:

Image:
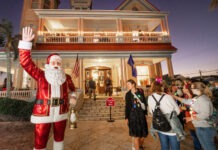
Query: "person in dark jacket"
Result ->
[[88, 78, 96, 100], [125, 79, 148, 150], [105, 77, 112, 96]]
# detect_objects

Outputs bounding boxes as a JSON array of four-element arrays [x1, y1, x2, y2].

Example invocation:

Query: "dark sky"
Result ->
[[0, 0, 218, 77]]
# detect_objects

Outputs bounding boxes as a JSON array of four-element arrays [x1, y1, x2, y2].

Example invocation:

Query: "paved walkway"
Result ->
[[47, 117, 200, 150]]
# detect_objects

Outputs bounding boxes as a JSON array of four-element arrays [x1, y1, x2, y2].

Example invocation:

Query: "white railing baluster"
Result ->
[[0, 90, 35, 101], [37, 31, 170, 44]]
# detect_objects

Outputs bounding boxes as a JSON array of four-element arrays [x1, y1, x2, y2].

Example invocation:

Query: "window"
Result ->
[[32, 0, 39, 9], [132, 7, 139, 11], [136, 66, 150, 86], [43, 0, 51, 9]]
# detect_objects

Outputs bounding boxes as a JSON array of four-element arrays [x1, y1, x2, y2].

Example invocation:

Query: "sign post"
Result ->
[[106, 97, 115, 122]]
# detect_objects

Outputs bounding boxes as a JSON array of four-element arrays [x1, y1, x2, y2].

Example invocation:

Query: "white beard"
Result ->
[[44, 64, 66, 86]]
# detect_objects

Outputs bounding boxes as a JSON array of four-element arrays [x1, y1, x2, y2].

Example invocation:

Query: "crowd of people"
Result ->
[[125, 77, 217, 150]]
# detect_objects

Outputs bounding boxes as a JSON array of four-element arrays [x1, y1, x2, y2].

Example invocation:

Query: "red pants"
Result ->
[[34, 120, 67, 149]]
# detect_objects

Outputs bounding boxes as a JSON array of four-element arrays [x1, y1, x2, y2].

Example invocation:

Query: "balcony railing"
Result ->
[[37, 31, 170, 44]]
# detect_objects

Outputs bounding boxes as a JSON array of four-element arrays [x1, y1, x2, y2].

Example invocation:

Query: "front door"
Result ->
[[85, 66, 111, 95]]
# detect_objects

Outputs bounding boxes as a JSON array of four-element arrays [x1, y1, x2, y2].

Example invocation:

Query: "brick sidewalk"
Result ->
[[47, 118, 198, 150], [1, 118, 217, 149]]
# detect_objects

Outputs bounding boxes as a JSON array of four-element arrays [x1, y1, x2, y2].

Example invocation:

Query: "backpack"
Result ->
[[152, 94, 172, 132]]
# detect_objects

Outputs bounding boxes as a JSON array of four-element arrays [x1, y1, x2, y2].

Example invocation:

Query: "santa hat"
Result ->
[[47, 53, 62, 64]]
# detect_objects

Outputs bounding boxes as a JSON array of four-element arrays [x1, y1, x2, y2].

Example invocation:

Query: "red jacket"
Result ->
[[19, 49, 75, 116]]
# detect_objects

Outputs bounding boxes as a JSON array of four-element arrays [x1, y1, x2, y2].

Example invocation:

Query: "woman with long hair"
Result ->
[[173, 81, 216, 150], [148, 80, 181, 150]]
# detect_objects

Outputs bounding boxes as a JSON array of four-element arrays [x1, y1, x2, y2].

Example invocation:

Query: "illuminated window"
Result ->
[[136, 66, 150, 86]]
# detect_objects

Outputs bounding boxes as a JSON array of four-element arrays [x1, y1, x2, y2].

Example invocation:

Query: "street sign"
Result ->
[[106, 97, 115, 106], [106, 97, 115, 122]]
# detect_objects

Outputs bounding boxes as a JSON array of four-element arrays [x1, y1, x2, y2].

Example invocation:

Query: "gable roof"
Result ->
[[116, 0, 159, 11]]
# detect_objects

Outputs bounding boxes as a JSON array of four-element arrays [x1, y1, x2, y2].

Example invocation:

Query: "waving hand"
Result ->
[[22, 27, 35, 42]]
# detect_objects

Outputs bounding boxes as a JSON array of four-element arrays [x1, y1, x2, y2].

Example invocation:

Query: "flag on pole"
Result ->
[[72, 54, 79, 78], [128, 54, 137, 77]]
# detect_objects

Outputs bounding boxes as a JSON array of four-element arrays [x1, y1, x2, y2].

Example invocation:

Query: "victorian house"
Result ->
[[0, 0, 176, 97]]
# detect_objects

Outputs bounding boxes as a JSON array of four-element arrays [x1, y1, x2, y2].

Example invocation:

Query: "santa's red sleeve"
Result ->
[[18, 41, 43, 81]]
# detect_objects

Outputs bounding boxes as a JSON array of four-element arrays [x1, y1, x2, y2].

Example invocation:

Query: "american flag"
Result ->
[[72, 55, 79, 78]]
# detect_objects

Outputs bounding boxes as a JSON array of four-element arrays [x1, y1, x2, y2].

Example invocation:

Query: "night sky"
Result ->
[[0, 0, 218, 77]]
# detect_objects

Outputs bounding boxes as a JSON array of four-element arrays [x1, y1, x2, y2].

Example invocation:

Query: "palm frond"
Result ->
[[0, 19, 13, 37], [11, 34, 21, 60]]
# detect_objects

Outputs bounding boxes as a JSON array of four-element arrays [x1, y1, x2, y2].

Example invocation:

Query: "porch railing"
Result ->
[[0, 90, 36, 101], [37, 31, 170, 44], [0, 89, 84, 110]]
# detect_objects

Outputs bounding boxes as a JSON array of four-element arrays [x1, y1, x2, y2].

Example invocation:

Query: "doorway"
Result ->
[[85, 66, 111, 95]]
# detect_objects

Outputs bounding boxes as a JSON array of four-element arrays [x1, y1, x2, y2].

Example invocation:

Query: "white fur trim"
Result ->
[[33, 148, 46, 150], [53, 141, 64, 150], [49, 55, 62, 63], [31, 107, 68, 124], [18, 40, 32, 50], [51, 85, 61, 98]]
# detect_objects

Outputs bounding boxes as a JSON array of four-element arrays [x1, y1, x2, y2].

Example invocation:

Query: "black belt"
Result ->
[[35, 98, 64, 107]]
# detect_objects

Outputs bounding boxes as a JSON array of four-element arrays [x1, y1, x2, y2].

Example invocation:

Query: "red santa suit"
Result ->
[[18, 41, 75, 150]]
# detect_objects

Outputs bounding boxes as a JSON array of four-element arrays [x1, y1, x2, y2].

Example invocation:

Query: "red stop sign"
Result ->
[[106, 97, 115, 106]]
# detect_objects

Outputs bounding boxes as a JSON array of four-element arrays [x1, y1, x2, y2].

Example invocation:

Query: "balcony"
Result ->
[[37, 31, 170, 44]]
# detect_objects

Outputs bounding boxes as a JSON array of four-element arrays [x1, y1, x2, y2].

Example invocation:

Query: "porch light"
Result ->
[[98, 59, 103, 62]]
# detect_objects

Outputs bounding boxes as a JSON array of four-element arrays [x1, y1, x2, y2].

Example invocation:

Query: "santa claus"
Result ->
[[18, 27, 76, 150]]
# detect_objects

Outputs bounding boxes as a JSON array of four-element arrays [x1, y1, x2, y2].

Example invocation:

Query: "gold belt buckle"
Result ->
[[51, 98, 60, 107]]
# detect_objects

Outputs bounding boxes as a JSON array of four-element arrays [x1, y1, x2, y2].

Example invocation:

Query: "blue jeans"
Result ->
[[158, 132, 180, 150], [196, 127, 216, 150], [189, 129, 202, 150]]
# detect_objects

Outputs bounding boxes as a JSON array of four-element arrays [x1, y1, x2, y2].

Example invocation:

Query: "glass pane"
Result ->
[[136, 66, 150, 86], [136, 66, 149, 75]]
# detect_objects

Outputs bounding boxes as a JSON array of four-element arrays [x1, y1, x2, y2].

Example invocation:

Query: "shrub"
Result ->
[[0, 98, 34, 121]]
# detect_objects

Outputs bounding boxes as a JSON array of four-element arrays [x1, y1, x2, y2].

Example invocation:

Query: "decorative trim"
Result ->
[[30, 107, 68, 123], [18, 41, 32, 50]]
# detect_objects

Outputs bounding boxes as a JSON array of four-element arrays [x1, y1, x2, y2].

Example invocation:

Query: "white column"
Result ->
[[167, 57, 174, 78], [154, 62, 162, 77], [120, 58, 125, 88], [14, 64, 23, 90], [79, 57, 83, 89]]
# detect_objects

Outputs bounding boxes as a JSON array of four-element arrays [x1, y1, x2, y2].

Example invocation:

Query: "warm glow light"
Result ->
[[49, 21, 64, 29], [38, 31, 167, 36], [136, 66, 150, 86]]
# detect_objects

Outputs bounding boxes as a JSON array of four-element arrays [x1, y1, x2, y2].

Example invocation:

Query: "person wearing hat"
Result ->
[[18, 27, 76, 150]]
